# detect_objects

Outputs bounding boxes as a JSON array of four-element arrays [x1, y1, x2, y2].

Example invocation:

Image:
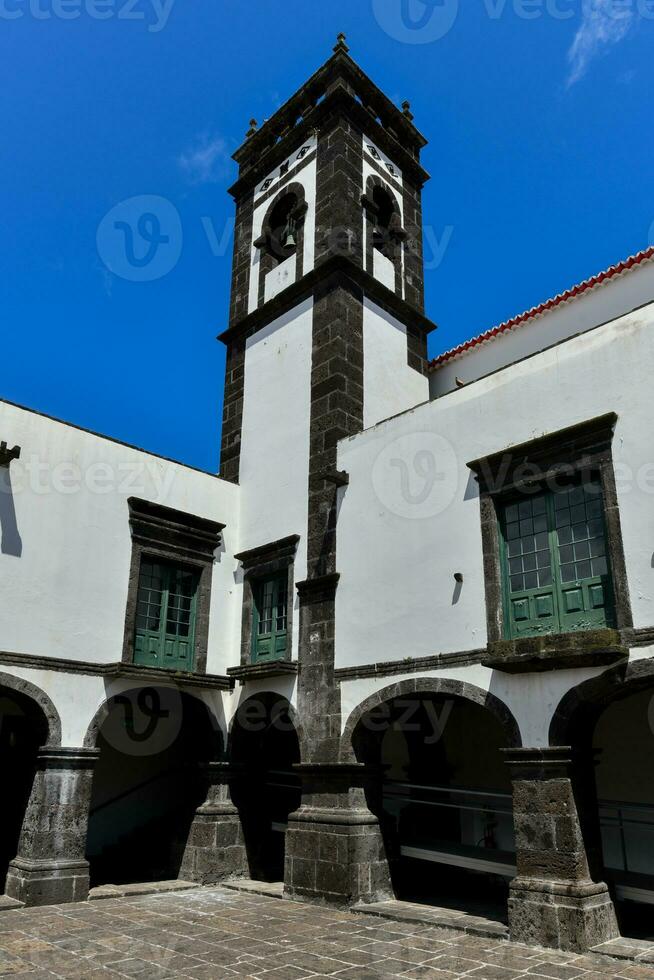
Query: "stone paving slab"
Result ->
[[0, 886, 651, 978]]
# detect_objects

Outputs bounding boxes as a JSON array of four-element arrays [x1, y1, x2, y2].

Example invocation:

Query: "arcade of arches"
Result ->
[[1, 675, 654, 954]]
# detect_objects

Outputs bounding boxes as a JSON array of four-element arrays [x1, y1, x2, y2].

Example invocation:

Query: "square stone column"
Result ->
[[504, 747, 618, 952], [284, 763, 392, 908], [179, 762, 247, 884], [5, 747, 99, 907]]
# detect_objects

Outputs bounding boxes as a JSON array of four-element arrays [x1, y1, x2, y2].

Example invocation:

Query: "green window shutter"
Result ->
[[252, 573, 288, 663], [500, 493, 559, 639], [134, 559, 200, 671], [552, 478, 615, 633], [499, 477, 614, 640]]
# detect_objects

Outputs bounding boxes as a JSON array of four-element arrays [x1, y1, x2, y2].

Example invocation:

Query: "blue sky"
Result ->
[[1, 0, 653, 472]]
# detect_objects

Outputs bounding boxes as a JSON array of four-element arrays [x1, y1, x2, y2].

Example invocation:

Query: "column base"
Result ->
[[179, 803, 248, 885], [284, 804, 392, 908], [5, 857, 90, 907], [508, 876, 619, 952]]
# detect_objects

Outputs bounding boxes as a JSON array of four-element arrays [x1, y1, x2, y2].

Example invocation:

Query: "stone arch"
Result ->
[[256, 181, 308, 307], [549, 658, 654, 746], [83, 685, 223, 756], [227, 690, 306, 759], [340, 676, 523, 761], [362, 173, 405, 292], [227, 691, 302, 883], [0, 670, 61, 747], [84, 685, 223, 887]]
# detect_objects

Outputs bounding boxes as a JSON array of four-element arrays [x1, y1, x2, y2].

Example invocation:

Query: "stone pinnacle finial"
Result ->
[[246, 118, 258, 138], [334, 32, 349, 53], [402, 100, 414, 122]]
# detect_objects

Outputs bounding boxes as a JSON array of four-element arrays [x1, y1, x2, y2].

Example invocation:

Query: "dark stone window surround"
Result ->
[[468, 413, 633, 669], [233, 534, 300, 669], [122, 497, 225, 676], [253, 183, 309, 310]]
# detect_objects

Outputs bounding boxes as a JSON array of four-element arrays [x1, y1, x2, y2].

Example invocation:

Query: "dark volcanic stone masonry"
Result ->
[[0, 885, 651, 978]]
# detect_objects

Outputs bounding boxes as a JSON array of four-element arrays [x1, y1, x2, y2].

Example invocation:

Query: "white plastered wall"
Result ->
[[336, 299, 654, 745], [237, 299, 313, 686], [0, 401, 241, 676], [362, 296, 429, 429]]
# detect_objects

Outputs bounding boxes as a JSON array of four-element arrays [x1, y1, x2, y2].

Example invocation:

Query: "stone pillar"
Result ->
[[6, 747, 99, 907], [179, 762, 247, 885], [284, 763, 392, 908], [505, 747, 618, 952]]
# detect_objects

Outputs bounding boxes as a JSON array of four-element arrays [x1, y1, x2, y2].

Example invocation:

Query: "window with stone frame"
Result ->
[[122, 498, 224, 675], [498, 476, 614, 640], [251, 572, 288, 662], [134, 558, 201, 671], [234, 535, 299, 669], [469, 413, 632, 646]]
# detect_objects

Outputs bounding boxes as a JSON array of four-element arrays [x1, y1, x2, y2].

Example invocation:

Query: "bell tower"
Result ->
[[220, 33, 435, 486], [219, 36, 437, 907]]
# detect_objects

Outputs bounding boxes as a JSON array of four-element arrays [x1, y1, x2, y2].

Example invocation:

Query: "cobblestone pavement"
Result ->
[[0, 886, 653, 979]]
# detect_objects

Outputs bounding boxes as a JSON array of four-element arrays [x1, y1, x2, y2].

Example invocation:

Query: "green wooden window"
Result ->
[[134, 559, 200, 671], [499, 477, 614, 639], [252, 573, 288, 662]]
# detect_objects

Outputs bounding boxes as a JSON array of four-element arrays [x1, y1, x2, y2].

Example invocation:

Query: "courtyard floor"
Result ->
[[0, 885, 653, 979]]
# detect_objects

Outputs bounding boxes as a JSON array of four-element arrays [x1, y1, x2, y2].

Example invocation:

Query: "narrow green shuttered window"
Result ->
[[499, 476, 615, 640], [134, 558, 200, 671], [252, 573, 288, 662]]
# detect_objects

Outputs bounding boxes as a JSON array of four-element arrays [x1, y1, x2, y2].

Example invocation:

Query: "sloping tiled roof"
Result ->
[[429, 245, 654, 371]]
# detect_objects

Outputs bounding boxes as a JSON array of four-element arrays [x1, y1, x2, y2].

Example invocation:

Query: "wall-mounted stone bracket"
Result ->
[[484, 629, 627, 673], [0, 442, 20, 467]]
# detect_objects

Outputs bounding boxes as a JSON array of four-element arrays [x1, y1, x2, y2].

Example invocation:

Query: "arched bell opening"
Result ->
[[85, 687, 221, 887], [255, 182, 307, 307], [229, 693, 301, 883]]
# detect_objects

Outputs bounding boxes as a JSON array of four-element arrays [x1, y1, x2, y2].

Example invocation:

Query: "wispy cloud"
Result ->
[[178, 133, 230, 185], [566, 0, 635, 87]]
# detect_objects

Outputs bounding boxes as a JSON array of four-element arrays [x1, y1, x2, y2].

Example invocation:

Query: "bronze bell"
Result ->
[[281, 214, 297, 248]]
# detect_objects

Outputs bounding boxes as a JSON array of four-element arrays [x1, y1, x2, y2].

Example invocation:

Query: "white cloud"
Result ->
[[178, 133, 230, 185], [566, 0, 635, 87]]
